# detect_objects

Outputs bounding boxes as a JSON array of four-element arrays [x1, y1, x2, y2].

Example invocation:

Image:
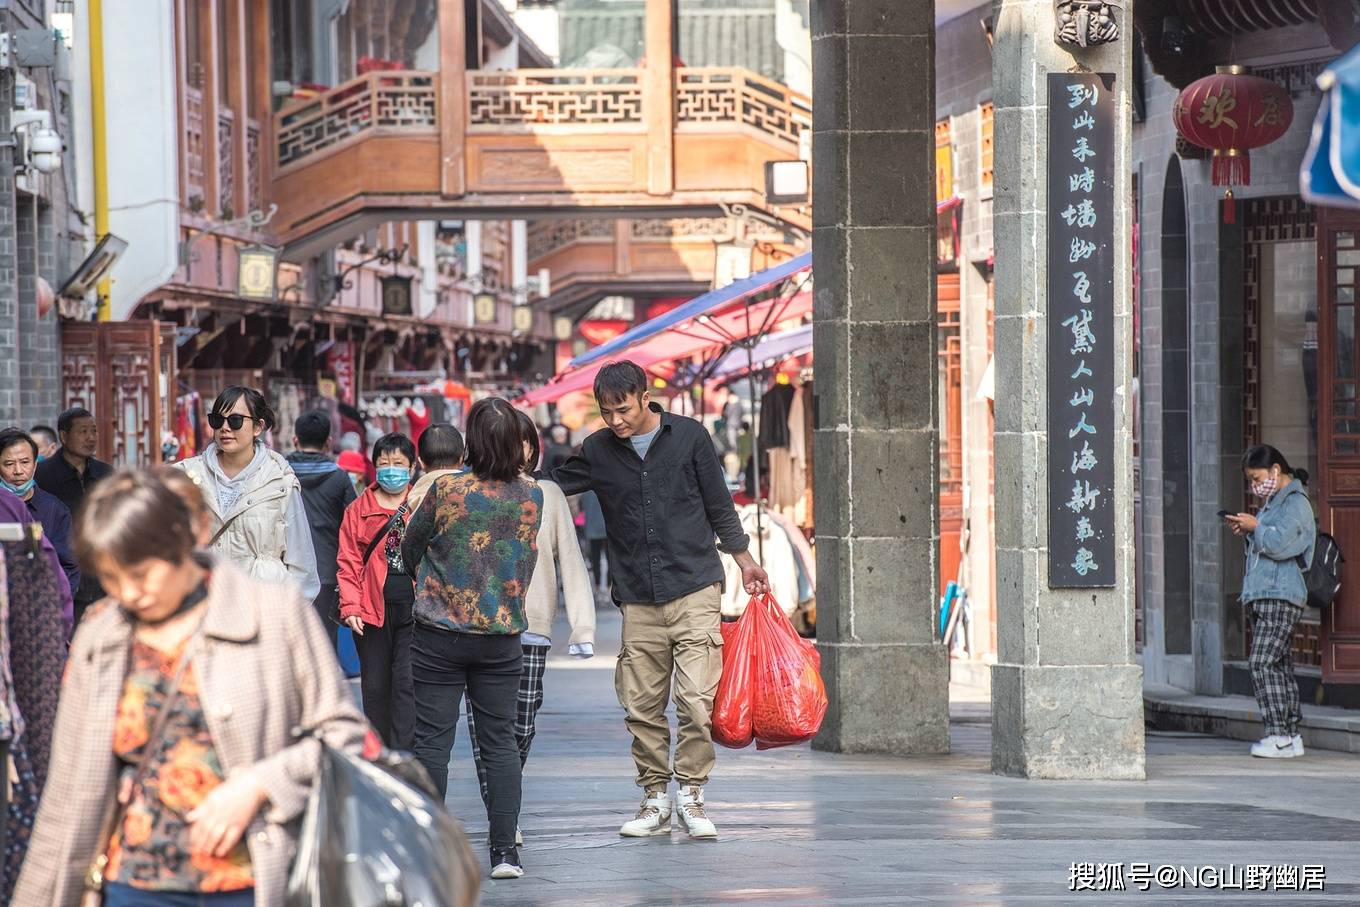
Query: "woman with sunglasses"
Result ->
[[175, 387, 320, 601]]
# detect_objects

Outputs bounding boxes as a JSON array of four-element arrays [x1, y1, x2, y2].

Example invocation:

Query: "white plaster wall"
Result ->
[[104, 0, 179, 321]]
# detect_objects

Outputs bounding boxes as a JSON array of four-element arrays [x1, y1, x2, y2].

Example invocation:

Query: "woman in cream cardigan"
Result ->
[[463, 410, 595, 835]]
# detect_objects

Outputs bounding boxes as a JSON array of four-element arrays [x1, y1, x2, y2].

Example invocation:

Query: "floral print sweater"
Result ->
[[107, 638, 253, 892], [401, 472, 543, 635]]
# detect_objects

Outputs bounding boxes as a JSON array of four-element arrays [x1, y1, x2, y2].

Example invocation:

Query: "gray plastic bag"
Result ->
[[285, 743, 481, 907]]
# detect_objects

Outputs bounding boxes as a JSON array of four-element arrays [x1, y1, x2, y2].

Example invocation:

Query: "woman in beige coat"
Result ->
[[176, 386, 320, 601], [14, 471, 367, 907]]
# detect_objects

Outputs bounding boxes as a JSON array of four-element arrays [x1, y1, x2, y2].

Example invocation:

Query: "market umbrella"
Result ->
[[1302, 44, 1360, 209]]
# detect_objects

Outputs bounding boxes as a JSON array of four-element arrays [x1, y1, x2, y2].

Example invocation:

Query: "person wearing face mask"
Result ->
[[336, 432, 418, 749], [0, 427, 79, 604], [28, 425, 59, 462], [1225, 444, 1317, 759], [175, 386, 320, 602], [13, 471, 367, 907]]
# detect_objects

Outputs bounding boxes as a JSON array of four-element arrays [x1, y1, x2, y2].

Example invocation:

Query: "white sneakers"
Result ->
[[1250, 734, 1305, 758], [619, 786, 719, 838], [675, 786, 718, 839], [619, 790, 673, 837]]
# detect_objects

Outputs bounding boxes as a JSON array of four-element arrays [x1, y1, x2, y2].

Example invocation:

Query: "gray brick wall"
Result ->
[[1132, 54, 1325, 693]]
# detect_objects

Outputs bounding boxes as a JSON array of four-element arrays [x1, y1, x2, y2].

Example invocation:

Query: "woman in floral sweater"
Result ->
[[401, 397, 542, 882]]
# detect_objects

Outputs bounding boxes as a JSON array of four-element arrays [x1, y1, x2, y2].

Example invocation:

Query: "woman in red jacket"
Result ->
[[337, 433, 417, 749]]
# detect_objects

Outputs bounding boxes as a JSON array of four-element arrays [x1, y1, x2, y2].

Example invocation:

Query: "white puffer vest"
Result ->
[[177, 445, 301, 585]]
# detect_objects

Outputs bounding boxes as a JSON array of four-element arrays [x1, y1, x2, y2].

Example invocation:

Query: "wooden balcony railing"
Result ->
[[218, 108, 235, 214], [185, 85, 205, 202], [246, 119, 263, 212], [275, 71, 438, 170], [467, 69, 644, 131], [676, 67, 811, 149]]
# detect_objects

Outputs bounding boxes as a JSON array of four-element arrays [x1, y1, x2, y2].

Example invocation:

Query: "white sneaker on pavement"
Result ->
[[1250, 734, 1301, 758], [516, 826, 523, 846], [1292, 734, 1305, 756], [676, 786, 718, 839], [619, 790, 672, 837]]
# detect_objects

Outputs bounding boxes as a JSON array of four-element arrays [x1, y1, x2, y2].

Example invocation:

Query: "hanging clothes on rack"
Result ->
[[767, 380, 806, 518], [720, 504, 800, 619], [0, 495, 69, 899]]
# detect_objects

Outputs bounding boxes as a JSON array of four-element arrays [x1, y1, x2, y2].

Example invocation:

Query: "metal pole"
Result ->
[[91, 0, 111, 320], [745, 338, 764, 563]]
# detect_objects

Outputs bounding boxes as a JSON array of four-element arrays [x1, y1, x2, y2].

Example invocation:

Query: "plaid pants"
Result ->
[[1249, 599, 1304, 738], [467, 643, 549, 805]]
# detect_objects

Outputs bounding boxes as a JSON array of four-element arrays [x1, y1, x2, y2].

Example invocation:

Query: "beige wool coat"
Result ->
[[13, 558, 369, 907]]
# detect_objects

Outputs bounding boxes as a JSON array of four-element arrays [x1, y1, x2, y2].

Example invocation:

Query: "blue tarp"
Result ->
[[1302, 45, 1360, 209], [568, 252, 812, 369]]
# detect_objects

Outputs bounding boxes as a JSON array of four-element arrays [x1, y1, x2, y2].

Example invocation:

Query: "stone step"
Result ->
[[1144, 683, 1360, 755]]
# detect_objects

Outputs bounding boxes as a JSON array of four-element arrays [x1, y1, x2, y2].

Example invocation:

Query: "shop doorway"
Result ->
[[1318, 208, 1360, 682]]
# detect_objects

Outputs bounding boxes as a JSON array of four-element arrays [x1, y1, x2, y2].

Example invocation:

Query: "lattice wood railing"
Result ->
[[274, 66, 808, 171], [218, 109, 235, 215], [468, 69, 644, 130], [676, 68, 810, 149], [246, 119, 263, 212], [184, 85, 205, 202], [275, 71, 438, 170]]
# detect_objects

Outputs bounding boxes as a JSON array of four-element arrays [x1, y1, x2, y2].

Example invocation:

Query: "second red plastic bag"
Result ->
[[749, 593, 828, 748]]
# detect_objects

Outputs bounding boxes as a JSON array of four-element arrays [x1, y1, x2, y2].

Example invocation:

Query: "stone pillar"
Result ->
[[990, 0, 1145, 779], [811, 0, 949, 755]]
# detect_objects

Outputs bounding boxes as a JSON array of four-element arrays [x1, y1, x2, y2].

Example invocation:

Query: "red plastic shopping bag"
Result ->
[[749, 593, 828, 749], [712, 607, 757, 749]]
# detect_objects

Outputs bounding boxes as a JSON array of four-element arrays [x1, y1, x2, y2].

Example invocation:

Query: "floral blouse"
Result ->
[[105, 638, 253, 892]]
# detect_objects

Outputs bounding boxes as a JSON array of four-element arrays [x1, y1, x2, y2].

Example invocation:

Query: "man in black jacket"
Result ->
[[35, 406, 112, 626], [286, 410, 357, 647], [551, 360, 767, 840]]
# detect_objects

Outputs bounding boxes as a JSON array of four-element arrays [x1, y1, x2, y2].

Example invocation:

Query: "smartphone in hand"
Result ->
[[1217, 510, 1232, 519]]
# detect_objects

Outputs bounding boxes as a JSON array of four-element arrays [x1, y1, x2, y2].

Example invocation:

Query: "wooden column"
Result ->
[[644, 0, 675, 196], [439, 0, 467, 197], [227, 0, 251, 216], [201, 0, 222, 216], [174, 0, 190, 207], [249, 0, 272, 201]]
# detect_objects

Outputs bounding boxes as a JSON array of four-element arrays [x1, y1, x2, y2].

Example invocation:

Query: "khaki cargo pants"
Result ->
[[616, 584, 723, 791]]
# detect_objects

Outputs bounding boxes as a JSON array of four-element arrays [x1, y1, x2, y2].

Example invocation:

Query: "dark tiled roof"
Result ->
[[558, 0, 783, 81]]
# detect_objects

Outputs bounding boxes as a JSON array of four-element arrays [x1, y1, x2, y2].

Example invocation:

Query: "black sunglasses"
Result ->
[[208, 413, 255, 431]]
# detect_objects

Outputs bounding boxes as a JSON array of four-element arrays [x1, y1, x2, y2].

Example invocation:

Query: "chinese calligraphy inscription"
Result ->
[[1048, 73, 1116, 588]]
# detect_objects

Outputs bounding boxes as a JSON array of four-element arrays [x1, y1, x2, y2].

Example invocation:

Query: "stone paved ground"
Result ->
[[433, 605, 1360, 906]]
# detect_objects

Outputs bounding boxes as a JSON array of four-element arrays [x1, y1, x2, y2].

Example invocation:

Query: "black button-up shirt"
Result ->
[[551, 404, 749, 604], [34, 448, 113, 516]]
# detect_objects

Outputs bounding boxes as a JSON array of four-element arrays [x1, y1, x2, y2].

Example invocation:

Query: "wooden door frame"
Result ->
[[1317, 205, 1360, 682]]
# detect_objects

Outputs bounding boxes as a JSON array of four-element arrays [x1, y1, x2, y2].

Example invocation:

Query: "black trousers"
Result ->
[[311, 585, 340, 653], [412, 624, 523, 850], [588, 538, 606, 583], [354, 593, 416, 750]]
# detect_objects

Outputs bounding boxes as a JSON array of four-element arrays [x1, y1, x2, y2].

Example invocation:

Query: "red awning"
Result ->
[[517, 285, 811, 407]]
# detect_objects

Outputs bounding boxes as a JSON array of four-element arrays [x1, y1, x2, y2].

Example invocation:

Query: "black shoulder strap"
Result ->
[[362, 503, 410, 566]]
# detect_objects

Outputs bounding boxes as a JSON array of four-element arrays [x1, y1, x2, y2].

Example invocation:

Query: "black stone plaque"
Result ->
[[1047, 72, 1116, 589]]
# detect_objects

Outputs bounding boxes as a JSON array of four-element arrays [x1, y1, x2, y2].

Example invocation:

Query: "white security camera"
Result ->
[[10, 110, 62, 174], [29, 127, 61, 173]]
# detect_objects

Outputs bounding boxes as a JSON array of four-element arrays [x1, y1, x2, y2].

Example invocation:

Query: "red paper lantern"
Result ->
[[1173, 65, 1293, 223]]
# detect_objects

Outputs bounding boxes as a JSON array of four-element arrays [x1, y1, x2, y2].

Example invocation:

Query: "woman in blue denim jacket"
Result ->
[[1226, 444, 1316, 760]]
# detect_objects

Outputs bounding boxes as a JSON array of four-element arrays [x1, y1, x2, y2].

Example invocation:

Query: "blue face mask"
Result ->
[[376, 466, 410, 493], [1, 477, 35, 497]]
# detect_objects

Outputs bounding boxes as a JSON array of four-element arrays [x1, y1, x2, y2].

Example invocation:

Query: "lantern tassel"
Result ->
[[1211, 150, 1250, 188], [1223, 188, 1236, 225]]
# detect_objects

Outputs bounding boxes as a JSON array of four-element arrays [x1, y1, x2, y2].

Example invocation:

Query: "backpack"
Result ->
[[1300, 531, 1344, 609]]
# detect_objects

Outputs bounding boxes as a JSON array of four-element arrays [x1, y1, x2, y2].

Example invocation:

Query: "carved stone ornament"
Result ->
[[1054, 0, 1123, 48]]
